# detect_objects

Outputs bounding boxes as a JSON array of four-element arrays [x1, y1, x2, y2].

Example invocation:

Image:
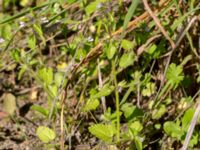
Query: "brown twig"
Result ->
[[142, 0, 176, 49]]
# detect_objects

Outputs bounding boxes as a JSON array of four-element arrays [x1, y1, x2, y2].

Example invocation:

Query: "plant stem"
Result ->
[[155, 82, 171, 108], [112, 60, 120, 143], [0, 1, 56, 25]]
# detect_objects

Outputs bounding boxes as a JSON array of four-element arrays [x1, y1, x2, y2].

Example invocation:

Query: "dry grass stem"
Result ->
[[142, 0, 175, 49]]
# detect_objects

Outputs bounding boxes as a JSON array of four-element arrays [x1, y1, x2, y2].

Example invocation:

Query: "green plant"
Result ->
[[164, 107, 199, 148], [1, 0, 200, 149]]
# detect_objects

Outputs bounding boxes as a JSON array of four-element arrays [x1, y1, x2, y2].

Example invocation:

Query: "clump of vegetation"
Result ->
[[0, 0, 200, 149]]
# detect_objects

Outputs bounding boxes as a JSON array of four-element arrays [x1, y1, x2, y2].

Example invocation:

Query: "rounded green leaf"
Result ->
[[83, 99, 100, 112], [134, 136, 143, 150], [88, 124, 116, 143], [129, 121, 143, 134], [85, 1, 99, 15], [38, 67, 53, 85], [106, 44, 117, 59], [121, 103, 136, 119], [166, 63, 184, 89], [121, 39, 134, 51], [152, 104, 166, 120], [119, 51, 135, 68], [90, 84, 114, 99], [163, 121, 183, 139], [36, 126, 56, 143], [142, 82, 156, 97]]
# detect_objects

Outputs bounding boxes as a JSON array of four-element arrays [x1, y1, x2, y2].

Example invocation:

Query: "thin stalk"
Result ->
[[0, 1, 56, 25], [112, 60, 120, 142], [120, 86, 134, 106], [155, 82, 171, 108], [173, 0, 199, 59], [60, 102, 65, 150]]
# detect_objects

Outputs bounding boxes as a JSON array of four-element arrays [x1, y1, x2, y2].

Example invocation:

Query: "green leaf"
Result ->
[[121, 103, 143, 121], [166, 63, 184, 89], [121, 103, 136, 119], [90, 84, 114, 99], [121, 0, 140, 38], [178, 96, 194, 110], [164, 121, 183, 139], [141, 73, 151, 85], [29, 59, 38, 66], [20, 0, 29, 7], [31, 105, 49, 117], [147, 44, 157, 55], [36, 126, 56, 143], [164, 97, 172, 105], [2, 0, 11, 9], [121, 39, 134, 51], [33, 24, 43, 37], [106, 43, 117, 59], [152, 104, 166, 120], [28, 35, 36, 50], [18, 65, 27, 80], [1, 24, 12, 40], [134, 136, 143, 150], [33, 24, 46, 46], [38, 67, 54, 85], [148, 100, 154, 110], [154, 123, 161, 130], [180, 55, 192, 67], [102, 107, 122, 123], [118, 80, 127, 88], [142, 82, 156, 97], [76, 48, 87, 61], [119, 51, 135, 68], [53, 3, 61, 13], [181, 108, 195, 131], [83, 99, 100, 112], [88, 124, 116, 143], [131, 71, 142, 83], [187, 131, 198, 147], [148, 40, 166, 58], [48, 84, 58, 98], [129, 121, 143, 135], [85, 0, 104, 15], [10, 49, 20, 62]]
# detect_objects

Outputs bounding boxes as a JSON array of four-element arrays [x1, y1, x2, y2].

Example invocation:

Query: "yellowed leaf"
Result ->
[[3, 93, 16, 115]]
